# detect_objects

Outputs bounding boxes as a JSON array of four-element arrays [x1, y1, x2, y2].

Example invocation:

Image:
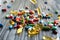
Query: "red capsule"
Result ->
[[28, 20, 34, 24], [54, 20, 59, 24], [29, 10, 34, 15], [2, 8, 7, 12], [9, 16, 13, 19], [16, 17, 21, 22], [33, 18, 39, 22], [29, 15, 34, 18]]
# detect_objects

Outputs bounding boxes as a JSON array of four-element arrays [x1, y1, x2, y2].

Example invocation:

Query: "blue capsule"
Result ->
[[44, 2, 47, 4], [0, 24, 3, 28], [9, 25, 13, 30], [7, 4, 12, 8]]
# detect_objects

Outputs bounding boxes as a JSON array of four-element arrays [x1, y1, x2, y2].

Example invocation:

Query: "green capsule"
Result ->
[[26, 16, 30, 20], [51, 26, 57, 31], [42, 26, 51, 31], [48, 21, 53, 24], [48, 22, 51, 24], [27, 24, 35, 27]]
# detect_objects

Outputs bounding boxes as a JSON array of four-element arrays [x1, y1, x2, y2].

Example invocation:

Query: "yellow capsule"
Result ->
[[43, 36, 52, 40], [30, 0, 37, 4], [17, 27, 23, 34], [28, 35, 31, 37], [10, 10, 18, 16], [9, 20, 15, 25], [36, 7, 41, 15], [47, 13, 53, 17]]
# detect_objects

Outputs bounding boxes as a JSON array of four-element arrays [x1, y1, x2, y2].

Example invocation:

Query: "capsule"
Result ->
[[16, 17, 21, 22], [1, 8, 7, 12], [9, 20, 15, 25], [54, 20, 59, 24], [9, 25, 13, 30], [42, 26, 51, 31], [27, 24, 35, 27], [29, 10, 34, 15], [33, 17, 39, 22], [43, 36, 52, 40], [7, 4, 12, 8], [17, 27, 23, 35], [51, 26, 57, 31], [28, 20, 34, 24], [29, 15, 34, 18], [0, 24, 3, 28]]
